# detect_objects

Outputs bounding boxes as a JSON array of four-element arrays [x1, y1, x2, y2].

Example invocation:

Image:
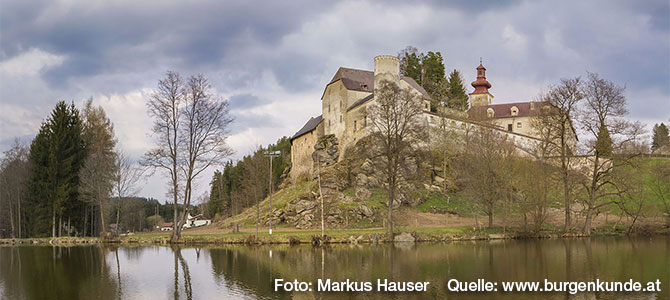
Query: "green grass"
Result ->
[[338, 187, 387, 209], [593, 157, 669, 216], [366, 189, 388, 208], [118, 226, 478, 244], [271, 181, 316, 209], [221, 181, 316, 228], [415, 189, 450, 212]]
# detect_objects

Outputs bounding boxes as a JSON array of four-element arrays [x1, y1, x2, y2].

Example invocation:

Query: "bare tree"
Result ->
[[649, 161, 670, 226], [0, 139, 30, 238], [240, 150, 269, 238], [177, 74, 233, 240], [455, 126, 516, 228], [611, 158, 650, 233], [429, 110, 462, 191], [531, 77, 582, 231], [513, 158, 554, 233], [577, 72, 644, 233], [143, 71, 233, 243], [142, 71, 184, 242], [366, 79, 427, 236], [113, 151, 144, 233]]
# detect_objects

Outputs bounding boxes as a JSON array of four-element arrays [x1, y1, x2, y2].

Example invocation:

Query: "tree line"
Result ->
[[204, 137, 291, 220], [0, 100, 147, 238], [1, 70, 233, 241]]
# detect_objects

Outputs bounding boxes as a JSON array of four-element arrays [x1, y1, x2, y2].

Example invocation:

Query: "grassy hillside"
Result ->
[[215, 157, 670, 231], [218, 181, 316, 228]]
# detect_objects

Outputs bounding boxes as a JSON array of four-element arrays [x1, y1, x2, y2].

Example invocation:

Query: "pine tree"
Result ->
[[398, 46, 421, 84], [421, 51, 446, 85], [596, 123, 613, 158], [651, 123, 670, 153], [446, 69, 469, 111], [27, 101, 86, 237], [208, 170, 225, 218], [26, 126, 52, 237], [398, 48, 448, 111]]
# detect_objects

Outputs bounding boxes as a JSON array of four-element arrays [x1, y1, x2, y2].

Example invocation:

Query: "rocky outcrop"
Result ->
[[312, 134, 339, 167], [265, 190, 381, 229], [393, 232, 415, 243]]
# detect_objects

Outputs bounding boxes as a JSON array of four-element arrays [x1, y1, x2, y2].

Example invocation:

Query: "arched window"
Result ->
[[487, 108, 495, 118], [511, 106, 519, 116]]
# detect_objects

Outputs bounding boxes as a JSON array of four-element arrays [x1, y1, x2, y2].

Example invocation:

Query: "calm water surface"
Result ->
[[1, 236, 668, 299]]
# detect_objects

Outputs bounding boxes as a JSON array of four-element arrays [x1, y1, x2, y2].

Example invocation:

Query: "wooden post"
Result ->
[[318, 157, 325, 238]]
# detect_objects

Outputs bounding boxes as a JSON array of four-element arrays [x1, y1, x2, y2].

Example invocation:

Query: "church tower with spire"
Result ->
[[469, 60, 494, 107]]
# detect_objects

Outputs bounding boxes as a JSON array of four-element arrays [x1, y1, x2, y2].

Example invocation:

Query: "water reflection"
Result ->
[[0, 237, 667, 300], [0, 246, 117, 299]]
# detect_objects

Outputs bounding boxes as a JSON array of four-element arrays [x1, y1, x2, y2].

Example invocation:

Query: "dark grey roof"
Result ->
[[401, 77, 428, 95], [321, 67, 429, 99], [290, 115, 322, 141], [330, 68, 374, 92], [347, 94, 374, 112]]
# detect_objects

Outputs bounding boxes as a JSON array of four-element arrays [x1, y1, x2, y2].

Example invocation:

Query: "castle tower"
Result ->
[[469, 60, 494, 107], [374, 55, 400, 92]]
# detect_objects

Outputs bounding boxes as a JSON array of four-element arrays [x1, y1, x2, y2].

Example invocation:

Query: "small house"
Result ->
[[161, 222, 174, 231]]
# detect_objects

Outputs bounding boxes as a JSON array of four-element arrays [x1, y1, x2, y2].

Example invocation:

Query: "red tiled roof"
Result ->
[[471, 63, 492, 94], [468, 101, 541, 118]]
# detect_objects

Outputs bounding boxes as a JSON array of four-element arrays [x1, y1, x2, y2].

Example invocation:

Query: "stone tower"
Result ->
[[469, 60, 494, 107], [374, 55, 400, 91]]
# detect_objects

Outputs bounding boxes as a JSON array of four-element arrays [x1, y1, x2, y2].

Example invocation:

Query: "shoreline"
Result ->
[[2, 225, 668, 246]]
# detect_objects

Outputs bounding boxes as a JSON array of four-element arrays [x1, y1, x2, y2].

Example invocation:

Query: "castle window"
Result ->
[[507, 124, 513, 132], [486, 108, 495, 118], [328, 105, 331, 112], [511, 106, 519, 116], [340, 115, 342, 122], [354, 120, 357, 130], [517, 122, 522, 128]]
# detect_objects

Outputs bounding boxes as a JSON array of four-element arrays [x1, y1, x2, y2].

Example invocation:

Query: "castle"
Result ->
[[289, 55, 551, 180]]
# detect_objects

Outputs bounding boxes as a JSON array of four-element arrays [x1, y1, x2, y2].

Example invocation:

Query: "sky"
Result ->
[[1, 0, 668, 202]]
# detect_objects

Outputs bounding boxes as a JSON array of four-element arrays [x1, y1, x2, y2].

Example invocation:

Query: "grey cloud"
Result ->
[[379, 0, 523, 14], [1, 0, 335, 90], [228, 93, 268, 110], [230, 112, 281, 134]]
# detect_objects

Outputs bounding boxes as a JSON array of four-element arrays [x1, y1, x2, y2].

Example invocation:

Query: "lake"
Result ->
[[1, 236, 668, 299]]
